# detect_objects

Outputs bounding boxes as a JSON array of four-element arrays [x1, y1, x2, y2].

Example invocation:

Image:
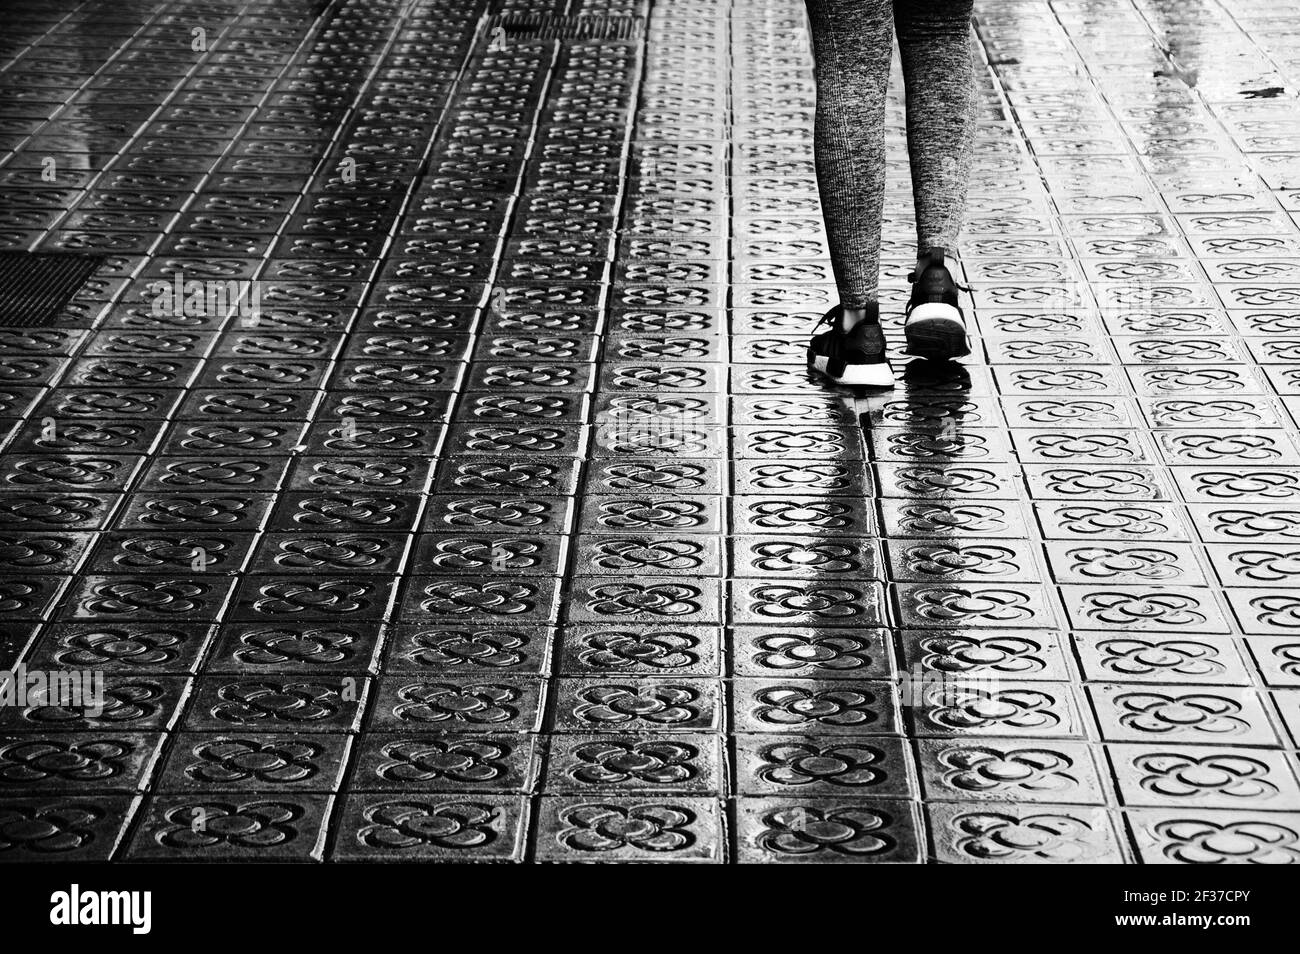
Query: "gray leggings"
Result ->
[[805, 0, 976, 309]]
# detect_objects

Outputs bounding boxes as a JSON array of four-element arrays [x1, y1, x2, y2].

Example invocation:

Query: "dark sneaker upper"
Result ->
[[904, 247, 971, 361], [907, 248, 964, 313], [808, 304, 894, 388]]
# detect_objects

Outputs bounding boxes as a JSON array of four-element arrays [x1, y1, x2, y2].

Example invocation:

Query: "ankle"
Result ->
[[840, 303, 879, 330]]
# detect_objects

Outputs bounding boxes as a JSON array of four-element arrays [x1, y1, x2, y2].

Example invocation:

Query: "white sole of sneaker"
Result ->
[[810, 353, 895, 388], [905, 302, 970, 360]]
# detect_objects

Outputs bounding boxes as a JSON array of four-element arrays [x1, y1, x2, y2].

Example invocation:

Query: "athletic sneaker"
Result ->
[[807, 304, 894, 388], [904, 248, 971, 361]]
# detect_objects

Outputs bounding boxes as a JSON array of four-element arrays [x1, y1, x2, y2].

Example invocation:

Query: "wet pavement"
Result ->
[[0, 0, 1298, 863]]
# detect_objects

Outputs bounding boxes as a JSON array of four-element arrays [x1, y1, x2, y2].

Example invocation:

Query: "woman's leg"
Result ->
[[893, 0, 976, 264], [805, 0, 895, 325]]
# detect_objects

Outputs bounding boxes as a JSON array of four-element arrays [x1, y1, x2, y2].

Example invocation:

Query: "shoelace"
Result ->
[[813, 307, 841, 331], [812, 306, 880, 333]]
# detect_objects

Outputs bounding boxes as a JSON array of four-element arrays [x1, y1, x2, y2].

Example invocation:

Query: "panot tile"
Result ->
[[533, 796, 723, 863], [1105, 743, 1300, 811], [1087, 684, 1280, 747], [1071, 633, 1253, 686], [927, 802, 1128, 863], [736, 797, 923, 863], [1126, 808, 1300, 864], [915, 738, 1108, 804]]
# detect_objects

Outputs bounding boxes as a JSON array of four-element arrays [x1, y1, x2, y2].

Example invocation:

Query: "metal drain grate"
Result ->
[[0, 251, 104, 327], [485, 12, 646, 41]]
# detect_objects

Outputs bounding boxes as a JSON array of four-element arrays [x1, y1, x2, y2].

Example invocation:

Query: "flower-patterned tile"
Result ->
[[731, 579, 887, 628], [1035, 502, 1192, 542], [367, 677, 544, 735], [1072, 633, 1252, 685], [0, 795, 140, 862], [736, 797, 922, 863], [1058, 585, 1232, 634], [882, 500, 1034, 540], [380, 624, 552, 676], [557, 624, 721, 678], [566, 576, 723, 626], [1127, 808, 1300, 864], [348, 733, 539, 794], [898, 629, 1073, 682], [0, 733, 166, 794], [874, 462, 1025, 500], [915, 738, 1107, 804], [1226, 589, 1300, 636], [124, 794, 334, 862], [203, 622, 384, 676], [550, 678, 722, 734], [731, 626, 895, 680], [156, 733, 352, 794], [542, 734, 723, 795], [1106, 744, 1300, 810], [886, 538, 1045, 584], [732, 535, 884, 580], [398, 576, 561, 624], [734, 736, 914, 797], [1022, 464, 1174, 502], [0, 676, 193, 733], [331, 793, 528, 862], [533, 795, 723, 862], [1088, 684, 1280, 747], [27, 623, 216, 675], [906, 680, 1088, 740], [927, 802, 1127, 863], [733, 679, 901, 736], [1177, 468, 1300, 505], [1245, 637, 1300, 688], [732, 495, 878, 536], [1044, 541, 1205, 586], [183, 677, 368, 734], [894, 582, 1059, 629]]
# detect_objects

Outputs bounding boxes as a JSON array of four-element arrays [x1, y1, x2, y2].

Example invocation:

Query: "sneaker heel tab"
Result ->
[[912, 247, 947, 283]]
